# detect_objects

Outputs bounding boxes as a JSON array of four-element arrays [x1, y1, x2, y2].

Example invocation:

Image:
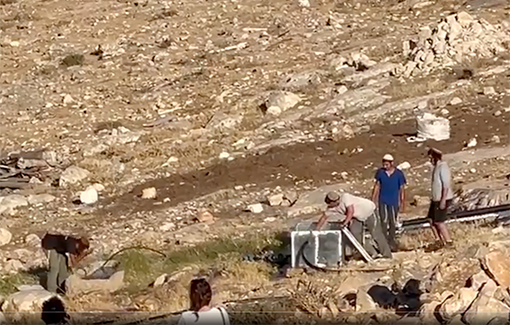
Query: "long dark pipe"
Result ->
[[401, 204, 510, 229]]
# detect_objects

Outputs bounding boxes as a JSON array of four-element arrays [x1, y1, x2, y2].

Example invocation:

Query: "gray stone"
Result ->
[[356, 286, 377, 312], [0, 228, 12, 247], [419, 301, 441, 324], [265, 91, 301, 113], [27, 194, 56, 205], [65, 271, 124, 296], [279, 71, 321, 91], [483, 249, 510, 288], [467, 270, 491, 291], [483, 87, 497, 96], [450, 97, 463, 105], [80, 186, 98, 205], [267, 194, 284, 206], [206, 112, 243, 130], [462, 280, 510, 325], [59, 166, 90, 187], [4, 259, 24, 274], [25, 233, 41, 246], [0, 195, 28, 214], [2, 288, 61, 323], [439, 287, 478, 321], [457, 12, 474, 27], [287, 183, 350, 218]]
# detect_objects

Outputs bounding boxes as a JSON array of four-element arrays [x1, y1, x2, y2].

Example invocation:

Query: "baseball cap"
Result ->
[[382, 154, 394, 161]]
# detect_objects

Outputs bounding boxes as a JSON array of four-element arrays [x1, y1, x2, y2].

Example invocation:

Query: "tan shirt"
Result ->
[[325, 193, 376, 222]]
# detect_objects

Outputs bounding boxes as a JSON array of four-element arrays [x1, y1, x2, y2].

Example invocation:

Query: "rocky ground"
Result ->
[[1, 0, 510, 323]]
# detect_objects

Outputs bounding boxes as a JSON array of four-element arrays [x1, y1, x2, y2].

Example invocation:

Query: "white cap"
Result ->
[[382, 154, 394, 161]]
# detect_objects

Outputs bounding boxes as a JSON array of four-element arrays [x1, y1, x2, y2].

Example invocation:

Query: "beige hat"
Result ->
[[325, 191, 340, 202], [428, 147, 443, 155], [382, 154, 394, 161]]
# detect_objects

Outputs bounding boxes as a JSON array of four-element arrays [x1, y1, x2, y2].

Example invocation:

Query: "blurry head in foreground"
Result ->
[[189, 278, 212, 312]]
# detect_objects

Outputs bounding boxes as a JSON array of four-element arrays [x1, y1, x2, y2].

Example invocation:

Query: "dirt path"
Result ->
[[100, 111, 509, 216]]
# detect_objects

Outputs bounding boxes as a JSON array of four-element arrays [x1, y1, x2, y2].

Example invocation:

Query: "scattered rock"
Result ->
[[141, 187, 157, 199], [397, 162, 411, 170], [483, 250, 510, 288], [25, 234, 41, 246], [0, 228, 13, 247], [4, 259, 24, 274], [59, 166, 90, 187], [195, 209, 215, 223], [450, 97, 463, 105], [152, 274, 167, 287], [466, 138, 477, 148], [413, 195, 430, 207], [418, 301, 441, 324], [438, 287, 478, 321], [267, 193, 284, 206], [80, 186, 99, 205], [27, 194, 56, 206], [219, 152, 230, 159], [2, 288, 61, 323], [90, 183, 105, 193], [462, 280, 510, 325], [65, 271, 125, 297], [483, 87, 497, 96], [265, 91, 301, 116], [491, 135, 501, 143], [159, 222, 176, 231], [467, 270, 491, 291], [283, 191, 298, 205], [356, 287, 377, 312], [247, 203, 264, 214], [0, 195, 29, 214], [298, 0, 310, 7]]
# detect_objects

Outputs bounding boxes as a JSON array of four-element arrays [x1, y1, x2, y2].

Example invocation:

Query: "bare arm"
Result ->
[[439, 165, 451, 207], [342, 205, 355, 226], [315, 212, 329, 230], [371, 181, 380, 203], [399, 186, 406, 212], [69, 248, 93, 268]]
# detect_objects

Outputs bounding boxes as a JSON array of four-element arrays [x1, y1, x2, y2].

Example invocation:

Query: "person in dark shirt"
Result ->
[[41, 233, 92, 294], [371, 154, 407, 252]]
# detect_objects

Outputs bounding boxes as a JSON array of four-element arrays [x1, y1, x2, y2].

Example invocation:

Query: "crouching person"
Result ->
[[41, 233, 92, 294], [316, 191, 392, 259]]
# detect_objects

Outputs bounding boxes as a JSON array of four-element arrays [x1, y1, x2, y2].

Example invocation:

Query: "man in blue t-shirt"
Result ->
[[371, 154, 407, 252]]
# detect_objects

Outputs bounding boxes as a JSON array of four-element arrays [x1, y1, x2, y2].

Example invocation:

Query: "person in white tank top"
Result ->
[[177, 278, 230, 325]]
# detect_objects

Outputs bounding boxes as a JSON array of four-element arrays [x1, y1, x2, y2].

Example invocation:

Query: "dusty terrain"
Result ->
[[1, 0, 510, 323]]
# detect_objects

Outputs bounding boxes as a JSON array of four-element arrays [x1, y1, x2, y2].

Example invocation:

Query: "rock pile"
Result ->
[[395, 12, 510, 77]]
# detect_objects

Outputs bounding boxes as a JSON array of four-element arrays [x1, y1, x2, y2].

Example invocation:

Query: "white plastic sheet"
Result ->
[[415, 113, 450, 141]]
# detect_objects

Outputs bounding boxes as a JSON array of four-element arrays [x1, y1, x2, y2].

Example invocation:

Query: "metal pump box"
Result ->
[[290, 221, 344, 268]]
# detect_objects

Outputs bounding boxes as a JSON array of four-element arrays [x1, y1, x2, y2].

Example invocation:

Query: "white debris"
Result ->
[[80, 186, 99, 205], [141, 187, 157, 199], [450, 97, 463, 105], [247, 203, 264, 214], [397, 162, 411, 170], [466, 138, 477, 148], [219, 152, 230, 159]]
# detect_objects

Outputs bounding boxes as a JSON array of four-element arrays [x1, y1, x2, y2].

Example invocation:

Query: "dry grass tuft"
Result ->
[[399, 221, 495, 251], [290, 279, 339, 318], [0, 273, 39, 296]]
